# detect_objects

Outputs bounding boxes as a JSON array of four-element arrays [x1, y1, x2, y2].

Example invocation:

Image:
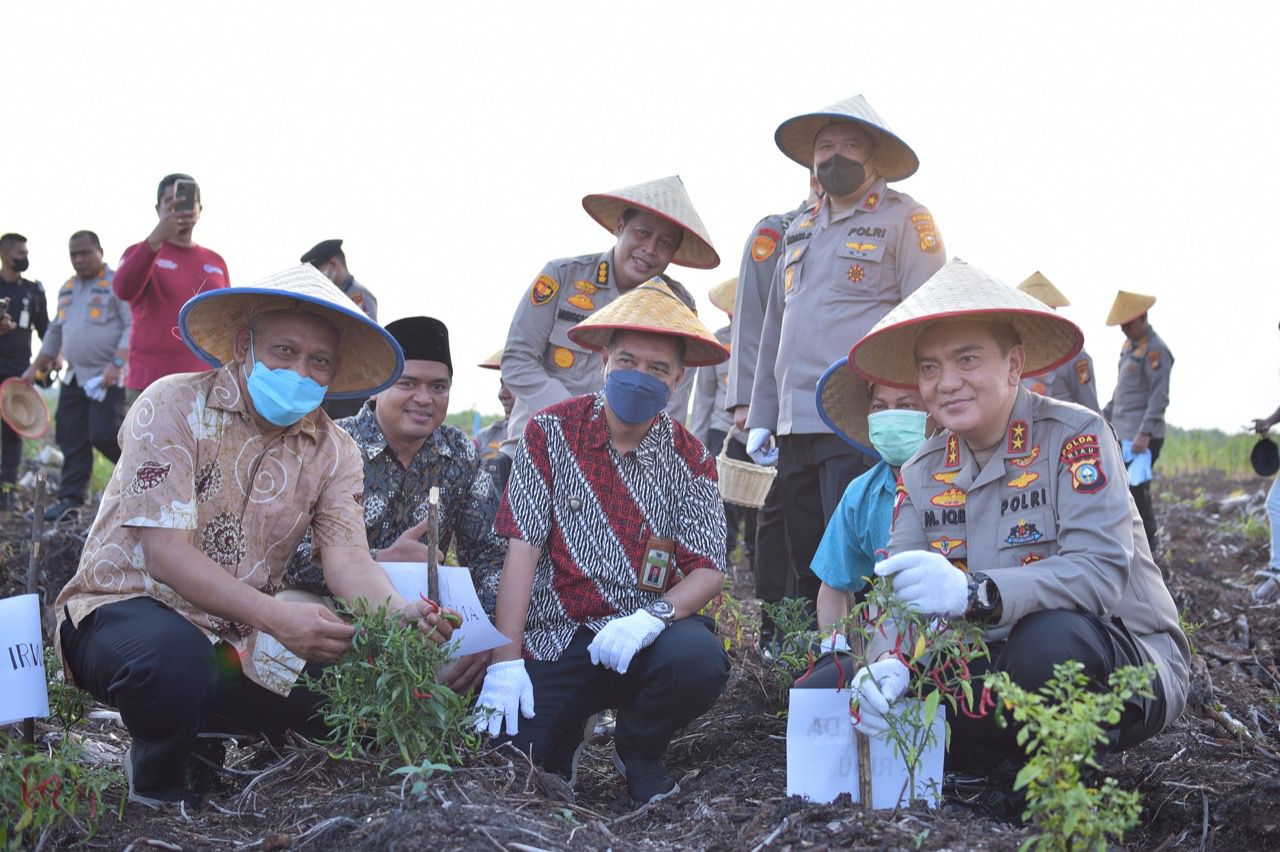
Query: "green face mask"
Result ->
[[867, 409, 927, 465]]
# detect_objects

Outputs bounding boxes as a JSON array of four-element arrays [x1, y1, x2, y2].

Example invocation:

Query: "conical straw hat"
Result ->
[[1017, 271, 1070, 308], [478, 347, 503, 371], [1106, 291, 1157, 326], [581, 175, 720, 270], [774, 94, 919, 181], [0, 378, 49, 439], [179, 265, 404, 399], [709, 277, 738, 314], [816, 359, 876, 456], [850, 259, 1084, 388], [567, 278, 729, 367]]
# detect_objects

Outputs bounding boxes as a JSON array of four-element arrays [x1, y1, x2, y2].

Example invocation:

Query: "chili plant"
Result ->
[[306, 601, 480, 775], [0, 738, 119, 850], [45, 647, 93, 732], [988, 661, 1155, 851]]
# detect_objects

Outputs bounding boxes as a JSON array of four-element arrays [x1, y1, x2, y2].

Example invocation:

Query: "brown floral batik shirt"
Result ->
[[55, 364, 368, 689]]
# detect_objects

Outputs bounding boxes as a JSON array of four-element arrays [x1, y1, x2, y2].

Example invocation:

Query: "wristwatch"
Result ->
[[643, 598, 676, 626], [111, 356, 126, 368], [964, 572, 1001, 622]]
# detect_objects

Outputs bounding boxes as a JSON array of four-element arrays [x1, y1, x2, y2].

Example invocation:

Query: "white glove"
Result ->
[[588, 610, 666, 674], [82, 375, 108, 403], [874, 550, 968, 618], [850, 658, 911, 737], [474, 659, 535, 737], [746, 427, 779, 465]]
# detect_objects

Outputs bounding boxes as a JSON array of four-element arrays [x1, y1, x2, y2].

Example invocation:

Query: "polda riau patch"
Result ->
[[1060, 434, 1107, 493]]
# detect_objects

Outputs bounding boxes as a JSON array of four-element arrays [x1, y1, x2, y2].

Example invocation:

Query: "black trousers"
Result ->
[[55, 376, 125, 501], [707, 429, 757, 561], [503, 616, 730, 770], [1130, 438, 1164, 553], [776, 434, 869, 606], [60, 597, 327, 794], [1, 371, 23, 484], [795, 609, 1166, 761]]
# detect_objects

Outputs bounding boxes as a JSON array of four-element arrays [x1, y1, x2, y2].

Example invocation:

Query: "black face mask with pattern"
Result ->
[[815, 154, 867, 198]]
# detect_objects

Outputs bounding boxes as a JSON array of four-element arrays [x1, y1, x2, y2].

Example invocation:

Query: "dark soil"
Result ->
[[3, 470, 1278, 851]]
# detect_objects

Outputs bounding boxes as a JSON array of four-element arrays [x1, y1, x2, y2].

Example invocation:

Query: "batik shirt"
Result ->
[[285, 403, 506, 614], [495, 393, 727, 661], [55, 365, 368, 689]]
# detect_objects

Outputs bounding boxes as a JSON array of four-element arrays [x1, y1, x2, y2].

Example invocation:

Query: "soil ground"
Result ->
[[3, 470, 1279, 851]]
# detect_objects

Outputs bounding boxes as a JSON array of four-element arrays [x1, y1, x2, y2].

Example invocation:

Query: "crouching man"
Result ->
[[844, 260, 1189, 767], [55, 266, 457, 807], [476, 280, 732, 805]]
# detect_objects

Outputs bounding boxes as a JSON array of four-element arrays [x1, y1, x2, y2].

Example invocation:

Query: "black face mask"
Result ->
[[815, 153, 867, 198], [12, 257, 29, 273]]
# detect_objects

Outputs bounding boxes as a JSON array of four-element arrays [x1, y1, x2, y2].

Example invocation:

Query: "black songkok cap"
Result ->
[[300, 238, 344, 265], [385, 317, 452, 374]]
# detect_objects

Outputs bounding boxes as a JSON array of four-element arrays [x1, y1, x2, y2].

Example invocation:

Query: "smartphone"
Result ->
[[172, 179, 199, 214], [0, 297, 9, 313]]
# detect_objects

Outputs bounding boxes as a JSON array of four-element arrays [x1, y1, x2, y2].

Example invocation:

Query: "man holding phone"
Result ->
[[113, 174, 230, 401], [0, 232, 50, 508]]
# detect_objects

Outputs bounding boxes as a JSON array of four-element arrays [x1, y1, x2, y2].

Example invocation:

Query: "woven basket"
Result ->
[[716, 433, 776, 509]]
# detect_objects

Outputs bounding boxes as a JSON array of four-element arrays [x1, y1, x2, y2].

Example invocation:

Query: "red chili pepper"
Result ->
[[795, 649, 817, 683], [419, 593, 441, 612], [21, 765, 32, 808], [367, 654, 376, 665], [849, 702, 861, 725], [412, 688, 433, 700]]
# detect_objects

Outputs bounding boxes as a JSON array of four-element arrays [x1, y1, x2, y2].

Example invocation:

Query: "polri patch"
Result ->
[[751, 229, 779, 262], [1060, 434, 1107, 494], [911, 211, 941, 253], [847, 264, 865, 282], [1005, 519, 1043, 545], [1074, 358, 1091, 385], [530, 274, 559, 306], [553, 347, 576, 369]]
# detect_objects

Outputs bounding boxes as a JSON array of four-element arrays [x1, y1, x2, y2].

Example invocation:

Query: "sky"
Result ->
[[6, 0, 1278, 432]]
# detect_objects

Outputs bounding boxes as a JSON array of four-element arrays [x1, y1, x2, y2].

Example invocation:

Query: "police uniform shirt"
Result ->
[[727, 202, 808, 411], [1103, 326, 1173, 441], [689, 325, 735, 445], [474, 417, 508, 461], [38, 266, 130, 382], [0, 274, 49, 377], [500, 250, 697, 452], [747, 181, 946, 435], [1022, 348, 1100, 412], [339, 275, 378, 321], [891, 386, 1190, 728]]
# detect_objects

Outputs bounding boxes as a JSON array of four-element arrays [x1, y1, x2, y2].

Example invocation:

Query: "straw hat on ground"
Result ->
[[581, 175, 720, 270], [708, 277, 738, 314], [1017, 271, 1070, 308], [478, 347, 503, 371], [816, 359, 877, 456], [0, 378, 49, 439], [850, 259, 1084, 388], [567, 278, 729, 367], [178, 264, 404, 399], [1106, 291, 1157, 326], [774, 94, 919, 181]]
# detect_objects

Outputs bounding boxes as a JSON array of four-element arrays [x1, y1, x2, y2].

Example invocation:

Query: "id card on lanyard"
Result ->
[[638, 535, 678, 593]]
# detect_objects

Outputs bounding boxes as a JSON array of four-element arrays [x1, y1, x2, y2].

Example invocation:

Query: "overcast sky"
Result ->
[[7, 0, 1277, 431]]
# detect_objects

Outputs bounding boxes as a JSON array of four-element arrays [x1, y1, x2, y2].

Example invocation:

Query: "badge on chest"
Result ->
[[639, 535, 676, 593]]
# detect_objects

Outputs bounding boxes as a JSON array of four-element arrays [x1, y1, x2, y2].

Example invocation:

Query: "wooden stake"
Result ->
[[849, 618, 874, 807], [23, 474, 47, 745], [426, 486, 440, 604]]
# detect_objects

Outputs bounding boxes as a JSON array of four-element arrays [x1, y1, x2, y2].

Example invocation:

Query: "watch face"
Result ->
[[647, 600, 675, 620]]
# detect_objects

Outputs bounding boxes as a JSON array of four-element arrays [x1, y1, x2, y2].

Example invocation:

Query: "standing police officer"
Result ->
[[746, 95, 946, 609], [0, 232, 49, 508], [1017, 272, 1100, 412]]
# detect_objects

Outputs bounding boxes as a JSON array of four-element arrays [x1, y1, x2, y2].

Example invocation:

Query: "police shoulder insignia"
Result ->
[[1005, 519, 1043, 545], [567, 294, 595, 311], [751, 228, 780, 262], [945, 433, 960, 467], [596, 261, 609, 285], [847, 264, 865, 283], [1059, 434, 1107, 494], [863, 192, 880, 211], [1147, 350, 1161, 370], [530, 274, 559, 306], [910, 211, 941, 253], [1007, 419, 1028, 453], [552, 347, 576, 369], [1074, 359, 1091, 384]]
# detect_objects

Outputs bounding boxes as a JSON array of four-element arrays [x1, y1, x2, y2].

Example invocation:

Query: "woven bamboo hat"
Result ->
[[581, 175, 720, 270], [179, 265, 404, 399], [816, 359, 876, 456], [0, 378, 49, 439], [774, 94, 919, 181], [709, 277, 738, 314], [1017, 271, 1070, 308], [478, 347, 503, 371], [567, 278, 729, 367], [850, 259, 1084, 388], [1106, 291, 1157, 326]]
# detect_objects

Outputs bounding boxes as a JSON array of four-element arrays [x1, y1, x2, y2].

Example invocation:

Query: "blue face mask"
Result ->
[[867, 409, 928, 466], [242, 333, 328, 427], [604, 369, 671, 425]]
